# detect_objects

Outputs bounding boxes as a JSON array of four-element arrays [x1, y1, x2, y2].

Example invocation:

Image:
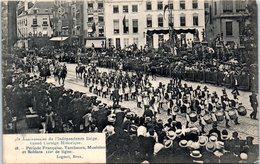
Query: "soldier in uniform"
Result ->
[[249, 91, 258, 120]]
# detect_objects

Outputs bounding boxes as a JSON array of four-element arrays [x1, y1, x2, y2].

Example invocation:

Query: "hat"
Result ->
[[221, 130, 229, 140], [154, 143, 164, 155], [179, 140, 188, 148], [190, 142, 200, 150], [166, 131, 176, 140], [130, 125, 138, 132], [125, 112, 132, 119], [164, 140, 173, 148], [211, 132, 219, 138], [209, 136, 217, 142], [107, 114, 116, 123], [157, 119, 163, 124], [206, 142, 216, 152], [145, 117, 152, 122], [175, 129, 183, 137], [190, 150, 202, 158], [203, 86, 208, 90], [137, 126, 147, 136], [240, 153, 248, 160], [141, 160, 150, 164], [198, 136, 209, 146], [103, 125, 115, 135]]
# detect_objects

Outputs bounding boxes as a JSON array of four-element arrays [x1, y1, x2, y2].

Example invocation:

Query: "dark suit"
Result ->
[[249, 93, 258, 119]]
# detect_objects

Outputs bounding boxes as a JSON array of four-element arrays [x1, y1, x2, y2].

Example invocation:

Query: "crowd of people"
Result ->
[[2, 48, 258, 163]]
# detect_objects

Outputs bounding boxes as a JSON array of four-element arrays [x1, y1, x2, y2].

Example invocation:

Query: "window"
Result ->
[[236, 1, 245, 12], [192, 0, 198, 9], [99, 28, 104, 37], [193, 15, 198, 26], [108, 38, 113, 47], [123, 5, 128, 13], [226, 22, 233, 36], [223, 1, 233, 13], [88, 2, 93, 9], [158, 35, 164, 46], [124, 38, 129, 47], [123, 19, 129, 34], [42, 18, 48, 26], [180, 0, 185, 10], [158, 16, 163, 27], [113, 5, 119, 13], [98, 16, 104, 22], [157, 1, 163, 10], [88, 17, 93, 22], [133, 19, 138, 33], [33, 18, 37, 25], [43, 27, 47, 30], [114, 20, 119, 34], [180, 15, 186, 26], [146, 2, 152, 10], [132, 5, 138, 12], [133, 37, 138, 45], [204, 2, 209, 9], [98, 2, 103, 9], [147, 16, 152, 27], [169, 1, 173, 9]]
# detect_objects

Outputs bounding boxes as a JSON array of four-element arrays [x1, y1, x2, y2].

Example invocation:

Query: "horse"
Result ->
[[75, 64, 86, 79], [58, 66, 67, 85]]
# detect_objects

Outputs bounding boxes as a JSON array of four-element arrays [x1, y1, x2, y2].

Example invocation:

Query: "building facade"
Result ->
[[83, 0, 106, 48], [104, 0, 205, 49], [16, 1, 54, 49], [205, 0, 250, 47], [52, 0, 84, 46]]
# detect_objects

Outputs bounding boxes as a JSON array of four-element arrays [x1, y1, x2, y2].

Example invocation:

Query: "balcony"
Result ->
[[87, 8, 93, 14], [42, 23, 48, 27], [31, 24, 39, 27], [97, 8, 104, 13]]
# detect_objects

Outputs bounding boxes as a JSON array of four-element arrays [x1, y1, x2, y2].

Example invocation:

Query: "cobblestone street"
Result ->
[[47, 63, 259, 143]]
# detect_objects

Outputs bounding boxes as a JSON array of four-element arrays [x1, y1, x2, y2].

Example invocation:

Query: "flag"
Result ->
[[92, 22, 96, 33], [163, 5, 169, 19], [49, 14, 53, 28], [122, 15, 126, 33]]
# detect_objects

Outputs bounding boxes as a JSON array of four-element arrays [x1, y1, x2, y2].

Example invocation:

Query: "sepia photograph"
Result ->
[[2, 0, 259, 163]]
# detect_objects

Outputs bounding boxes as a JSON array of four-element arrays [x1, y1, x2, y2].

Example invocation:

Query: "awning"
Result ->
[[50, 37, 68, 41], [42, 31, 47, 35], [147, 28, 197, 35], [85, 39, 105, 48]]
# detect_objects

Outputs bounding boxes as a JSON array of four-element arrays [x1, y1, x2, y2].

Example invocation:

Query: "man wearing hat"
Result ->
[[249, 91, 258, 120]]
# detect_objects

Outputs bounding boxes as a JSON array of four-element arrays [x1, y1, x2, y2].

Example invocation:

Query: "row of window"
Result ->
[[113, 19, 138, 34], [112, 14, 199, 35], [87, 2, 104, 10], [113, 0, 198, 13], [17, 18, 27, 26], [213, 0, 246, 15], [113, 4, 138, 13], [146, 15, 199, 28], [108, 37, 139, 47], [32, 18, 48, 25], [222, 0, 246, 13], [88, 16, 104, 23]]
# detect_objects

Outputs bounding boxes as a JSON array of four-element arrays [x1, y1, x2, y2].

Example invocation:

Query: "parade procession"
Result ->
[[2, 0, 259, 163]]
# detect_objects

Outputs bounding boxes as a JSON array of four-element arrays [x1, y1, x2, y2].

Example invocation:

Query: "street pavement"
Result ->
[[47, 63, 259, 143]]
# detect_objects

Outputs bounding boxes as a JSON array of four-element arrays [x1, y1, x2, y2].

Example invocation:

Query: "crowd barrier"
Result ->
[[97, 60, 256, 92]]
